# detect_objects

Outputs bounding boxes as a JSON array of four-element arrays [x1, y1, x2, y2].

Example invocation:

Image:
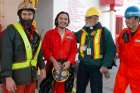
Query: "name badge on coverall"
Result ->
[[135, 39, 140, 43], [87, 48, 91, 55]]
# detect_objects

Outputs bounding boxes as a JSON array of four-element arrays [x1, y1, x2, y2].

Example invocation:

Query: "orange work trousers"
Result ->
[[3, 82, 36, 93], [114, 63, 140, 93]]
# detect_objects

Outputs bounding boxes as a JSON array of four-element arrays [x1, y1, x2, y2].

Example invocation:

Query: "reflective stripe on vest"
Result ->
[[12, 23, 41, 70], [79, 29, 102, 59], [93, 29, 102, 59], [80, 30, 87, 58]]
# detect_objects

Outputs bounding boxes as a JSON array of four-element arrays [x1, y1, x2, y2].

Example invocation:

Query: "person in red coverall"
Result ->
[[114, 6, 140, 93], [42, 11, 77, 93]]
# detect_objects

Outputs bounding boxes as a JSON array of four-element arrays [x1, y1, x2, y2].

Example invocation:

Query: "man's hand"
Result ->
[[40, 69, 46, 81], [49, 56, 61, 71], [53, 61, 61, 71], [99, 66, 109, 74], [6, 77, 16, 93], [99, 66, 110, 79], [63, 61, 71, 69]]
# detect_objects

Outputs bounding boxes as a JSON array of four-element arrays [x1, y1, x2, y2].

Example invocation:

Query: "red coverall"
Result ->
[[114, 25, 140, 93], [42, 27, 77, 93]]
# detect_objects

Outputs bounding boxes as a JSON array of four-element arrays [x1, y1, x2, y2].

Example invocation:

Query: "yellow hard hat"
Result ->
[[85, 7, 101, 17]]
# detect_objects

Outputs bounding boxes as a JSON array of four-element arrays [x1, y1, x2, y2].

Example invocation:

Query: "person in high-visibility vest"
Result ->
[[114, 6, 140, 93], [1, 1, 46, 93], [41, 11, 77, 93], [75, 7, 116, 93]]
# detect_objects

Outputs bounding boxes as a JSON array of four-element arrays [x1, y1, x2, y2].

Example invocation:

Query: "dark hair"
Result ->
[[126, 16, 140, 22], [54, 11, 70, 27], [134, 16, 140, 22]]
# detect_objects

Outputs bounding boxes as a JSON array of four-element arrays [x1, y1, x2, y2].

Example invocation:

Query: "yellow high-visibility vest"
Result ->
[[80, 29, 102, 60], [12, 22, 41, 70]]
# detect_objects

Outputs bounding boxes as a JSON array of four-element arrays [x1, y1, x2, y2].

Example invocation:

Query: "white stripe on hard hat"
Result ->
[[127, 12, 140, 15]]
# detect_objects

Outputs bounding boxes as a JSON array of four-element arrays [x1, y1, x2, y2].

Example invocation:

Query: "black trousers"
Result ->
[[76, 63, 103, 93]]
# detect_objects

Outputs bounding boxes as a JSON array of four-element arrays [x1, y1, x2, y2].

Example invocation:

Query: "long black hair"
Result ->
[[54, 11, 70, 27]]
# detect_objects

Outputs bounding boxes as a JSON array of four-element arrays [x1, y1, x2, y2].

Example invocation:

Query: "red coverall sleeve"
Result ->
[[117, 31, 125, 58], [42, 32, 52, 60], [67, 35, 77, 64]]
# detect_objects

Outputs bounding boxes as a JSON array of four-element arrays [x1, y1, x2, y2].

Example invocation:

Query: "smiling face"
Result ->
[[57, 13, 69, 29], [125, 17, 139, 30]]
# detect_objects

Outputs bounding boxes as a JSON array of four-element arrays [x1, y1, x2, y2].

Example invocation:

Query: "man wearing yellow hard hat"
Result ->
[[1, 1, 46, 93], [75, 7, 116, 93]]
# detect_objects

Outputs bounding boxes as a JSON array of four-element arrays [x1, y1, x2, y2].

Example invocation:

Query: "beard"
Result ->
[[20, 19, 33, 29]]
